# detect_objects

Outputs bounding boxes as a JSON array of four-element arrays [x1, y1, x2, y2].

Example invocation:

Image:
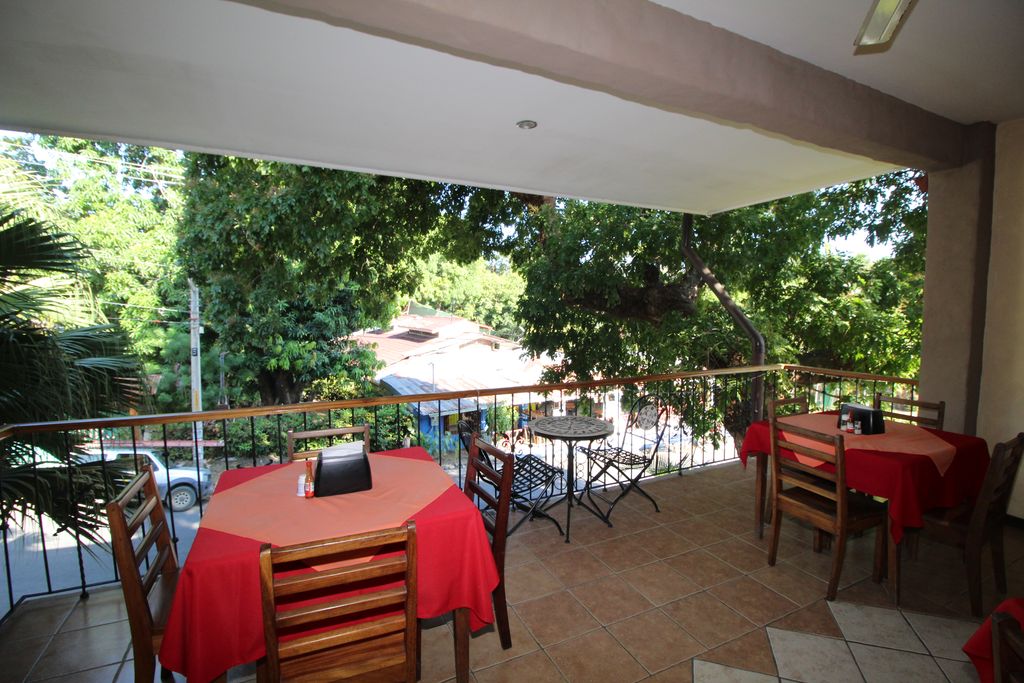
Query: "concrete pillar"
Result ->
[[977, 118, 1024, 517], [918, 125, 995, 434]]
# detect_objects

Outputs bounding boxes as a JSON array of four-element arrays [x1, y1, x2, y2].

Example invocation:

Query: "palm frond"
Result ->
[[0, 208, 83, 283]]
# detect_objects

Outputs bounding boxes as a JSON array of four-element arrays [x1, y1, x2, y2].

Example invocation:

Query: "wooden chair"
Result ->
[[286, 424, 370, 462], [767, 397, 887, 600], [105, 466, 179, 682], [457, 419, 564, 535], [463, 434, 515, 650], [873, 393, 945, 430], [582, 394, 670, 517], [993, 611, 1024, 683], [258, 522, 418, 682], [919, 433, 1024, 616]]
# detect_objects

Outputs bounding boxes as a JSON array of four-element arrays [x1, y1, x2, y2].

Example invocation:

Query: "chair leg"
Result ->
[[992, 532, 1008, 594], [493, 581, 512, 650], [133, 650, 156, 683], [813, 529, 824, 553], [416, 619, 422, 680], [826, 532, 847, 601], [965, 547, 984, 617], [767, 506, 782, 566], [627, 477, 660, 513], [872, 524, 886, 583]]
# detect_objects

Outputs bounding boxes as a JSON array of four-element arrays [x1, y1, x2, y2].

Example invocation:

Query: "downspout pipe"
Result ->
[[680, 214, 767, 422]]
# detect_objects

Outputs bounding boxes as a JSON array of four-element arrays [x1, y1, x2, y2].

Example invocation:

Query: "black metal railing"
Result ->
[[0, 363, 917, 619]]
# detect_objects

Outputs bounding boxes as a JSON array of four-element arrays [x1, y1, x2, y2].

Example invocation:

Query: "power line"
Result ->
[[0, 140, 185, 180], [99, 300, 188, 314]]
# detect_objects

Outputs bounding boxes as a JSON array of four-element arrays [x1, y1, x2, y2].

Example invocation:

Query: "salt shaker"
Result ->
[[296, 474, 306, 497]]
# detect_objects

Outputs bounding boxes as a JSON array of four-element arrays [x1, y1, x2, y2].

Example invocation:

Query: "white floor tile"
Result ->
[[766, 627, 863, 683], [934, 657, 979, 683], [693, 659, 779, 682], [903, 611, 978, 662], [829, 602, 927, 653], [848, 643, 947, 682]]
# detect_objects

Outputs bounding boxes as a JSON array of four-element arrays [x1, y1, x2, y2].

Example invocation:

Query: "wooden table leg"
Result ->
[[754, 452, 767, 539], [887, 512, 901, 606], [454, 607, 470, 683]]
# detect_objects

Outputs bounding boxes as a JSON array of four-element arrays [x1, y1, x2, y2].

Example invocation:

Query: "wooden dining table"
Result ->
[[740, 412, 989, 601], [159, 446, 498, 683]]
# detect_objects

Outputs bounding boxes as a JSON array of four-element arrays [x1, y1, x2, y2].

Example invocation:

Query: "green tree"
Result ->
[[180, 155, 519, 404]]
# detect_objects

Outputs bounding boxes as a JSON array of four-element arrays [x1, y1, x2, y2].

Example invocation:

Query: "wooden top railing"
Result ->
[[0, 363, 916, 439]]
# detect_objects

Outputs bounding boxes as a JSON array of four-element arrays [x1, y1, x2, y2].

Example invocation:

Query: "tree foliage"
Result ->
[[180, 155, 520, 404]]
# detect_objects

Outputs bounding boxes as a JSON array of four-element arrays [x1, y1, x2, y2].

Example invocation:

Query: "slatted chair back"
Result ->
[[286, 424, 370, 462], [967, 433, 1024, 549], [768, 398, 849, 532], [619, 394, 670, 454], [259, 522, 417, 682], [873, 393, 946, 430], [993, 611, 1024, 683], [105, 466, 179, 681]]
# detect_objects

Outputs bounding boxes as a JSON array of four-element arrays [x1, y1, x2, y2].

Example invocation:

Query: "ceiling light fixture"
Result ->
[[855, 0, 914, 48], [515, 120, 538, 130]]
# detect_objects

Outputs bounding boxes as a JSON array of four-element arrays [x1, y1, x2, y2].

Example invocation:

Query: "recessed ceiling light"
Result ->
[[516, 120, 538, 130]]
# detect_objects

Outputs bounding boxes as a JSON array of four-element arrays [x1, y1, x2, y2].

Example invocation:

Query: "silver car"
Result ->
[[84, 448, 212, 512]]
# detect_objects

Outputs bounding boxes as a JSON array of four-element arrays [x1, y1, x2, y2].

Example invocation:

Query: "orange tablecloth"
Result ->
[[963, 598, 1024, 683], [159, 447, 498, 682], [740, 415, 989, 543]]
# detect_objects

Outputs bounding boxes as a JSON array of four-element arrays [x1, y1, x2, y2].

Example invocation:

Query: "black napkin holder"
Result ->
[[836, 403, 886, 435], [314, 442, 372, 497]]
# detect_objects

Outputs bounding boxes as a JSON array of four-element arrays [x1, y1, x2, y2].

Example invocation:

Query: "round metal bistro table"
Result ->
[[528, 415, 614, 543]]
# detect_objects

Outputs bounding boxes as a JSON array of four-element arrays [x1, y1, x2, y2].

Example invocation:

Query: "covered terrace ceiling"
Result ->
[[0, 0, 1022, 215]]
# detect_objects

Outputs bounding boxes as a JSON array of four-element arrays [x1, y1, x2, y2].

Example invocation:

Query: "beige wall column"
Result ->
[[977, 118, 1024, 517], [919, 125, 995, 434]]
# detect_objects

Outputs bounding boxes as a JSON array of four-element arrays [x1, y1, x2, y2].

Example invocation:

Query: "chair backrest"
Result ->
[[768, 398, 849, 529], [967, 433, 1024, 546], [873, 393, 945, 430], [105, 466, 179, 648], [993, 611, 1024, 683], [464, 434, 514, 566], [259, 522, 417, 683], [286, 424, 369, 462], [620, 394, 670, 454]]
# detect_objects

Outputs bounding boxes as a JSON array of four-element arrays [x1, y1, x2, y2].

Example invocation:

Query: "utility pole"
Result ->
[[189, 279, 204, 464]]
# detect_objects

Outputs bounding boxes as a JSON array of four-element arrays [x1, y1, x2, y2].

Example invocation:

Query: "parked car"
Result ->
[[83, 448, 212, 512]]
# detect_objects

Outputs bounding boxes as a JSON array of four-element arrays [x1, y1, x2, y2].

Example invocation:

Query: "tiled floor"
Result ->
[[1, 460, 1022, 682]]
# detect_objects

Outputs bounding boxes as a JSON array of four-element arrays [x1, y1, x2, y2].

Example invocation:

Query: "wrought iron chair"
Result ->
[[457, 419, 564, 535], [581, 394, 670, 518]]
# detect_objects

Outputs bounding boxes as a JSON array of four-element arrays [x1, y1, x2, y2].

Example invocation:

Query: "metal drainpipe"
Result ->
[[680, 214, 767, 422]]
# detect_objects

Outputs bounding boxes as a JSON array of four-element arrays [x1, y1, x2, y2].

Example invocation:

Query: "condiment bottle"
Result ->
[[304, 460, 314, 498]]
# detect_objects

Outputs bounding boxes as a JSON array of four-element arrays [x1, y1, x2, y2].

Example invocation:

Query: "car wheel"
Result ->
[[169, 484, 197, 512]]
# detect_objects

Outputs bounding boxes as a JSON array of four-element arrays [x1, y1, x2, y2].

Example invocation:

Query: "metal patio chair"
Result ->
[[581, 394, 670, 518], [457, 419, 565, 535]]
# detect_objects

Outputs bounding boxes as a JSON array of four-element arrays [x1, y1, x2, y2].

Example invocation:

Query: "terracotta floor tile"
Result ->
[[587, 535, 659, 572], [701, 508, 752, 536], [748, 562, 828, 606], [60, 587, 130, 632], [619, 560, 701, 606], [646, 659, 693, 682], [704, 537, 769, 573], [570, 575, 653, 625], [0, 593, 75, 641], [546, 629, 647, 683], [666, 518, 734, 547], [0, 632, 51, 683], [29, 619, 131, 680], [607, 608, 705, 673], [834, 577, 893, 608], [542, 547, 612, 587], [469, 608, 540, 671], [503, 561, 564, 605], [768, 600, 843, 639], [474, 650, 564, 683], [627, 526, 697, 559], [664, 549, 743, 589], [604, 508, 659, 535], [417, 622, 456, 683], [518, 526, 577, 558], [784, 548, 870, 589], [709, 577, 798, 626], [661, 592, 756, 649], [697, 628, 778, 677], [514, 591, 600, 647]]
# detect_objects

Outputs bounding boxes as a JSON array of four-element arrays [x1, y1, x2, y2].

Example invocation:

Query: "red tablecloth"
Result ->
[[963, 598, 1024, 683], [159, 447, 498, 682], [740, 416, 989, 543]]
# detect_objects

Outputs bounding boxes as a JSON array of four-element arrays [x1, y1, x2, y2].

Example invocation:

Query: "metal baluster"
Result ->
[[221, 419, 230, 471], [249, 416, 257, 467], [28, 433, 54, 590], [63, 431, 89, 600], [275, 414, 283, 462], [192, 421, 205, 516], [162, 424, 178, 548]]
